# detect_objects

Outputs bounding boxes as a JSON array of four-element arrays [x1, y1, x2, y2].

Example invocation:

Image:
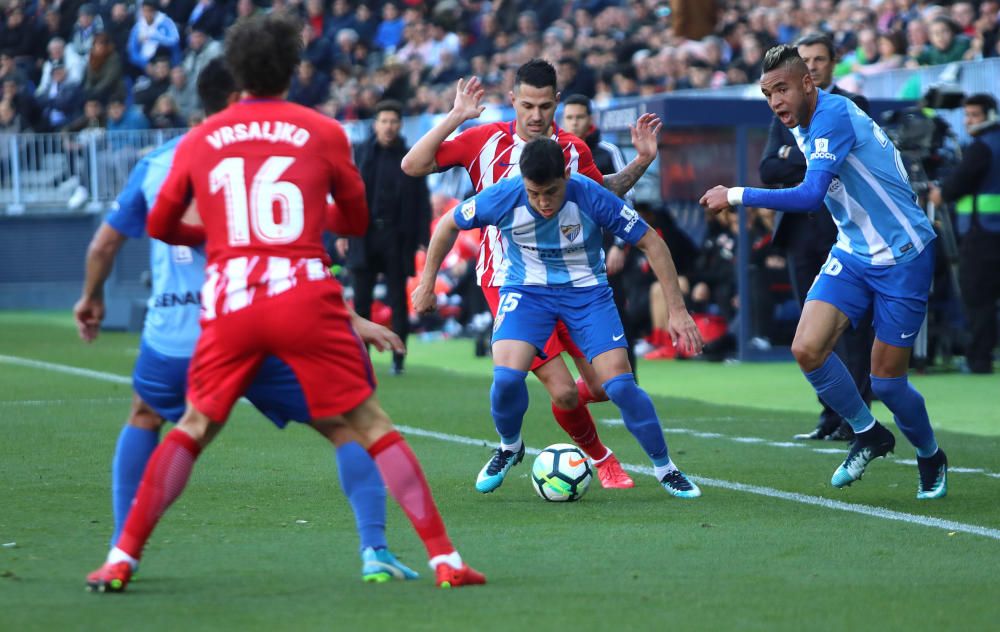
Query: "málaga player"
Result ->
[[700, 45, 947, 498], [402, 59, 662, 490], [85, 14, 484, 592], [74, 58, 419, 584], [413, 138, 704, 497]]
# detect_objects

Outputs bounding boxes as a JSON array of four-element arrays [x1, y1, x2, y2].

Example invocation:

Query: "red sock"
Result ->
[[368, 431, 453, 559], [653, 328, 668, 347], [576, 377, 608, 404], [116, 428, 202, 559], [551, 401, 610, 461]]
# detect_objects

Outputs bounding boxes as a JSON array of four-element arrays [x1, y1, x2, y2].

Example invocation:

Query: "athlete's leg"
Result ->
[[110, 394, 163, 546]]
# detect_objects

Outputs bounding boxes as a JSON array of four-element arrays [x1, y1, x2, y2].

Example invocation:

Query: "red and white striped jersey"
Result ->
[[435, 121, 603, 287], [148, 99, 367, 321]]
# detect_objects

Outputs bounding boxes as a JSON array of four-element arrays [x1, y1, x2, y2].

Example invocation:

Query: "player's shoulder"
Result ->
[[143, 134, 184, 165], [456, 120, 508, 144]]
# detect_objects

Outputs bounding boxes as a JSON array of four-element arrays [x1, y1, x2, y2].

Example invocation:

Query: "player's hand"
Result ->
[[699, 185, 732, 214], [630, 113, 662, 164], [335, 237, 349, 259], [451, 77, 486, 122], [667, 308, 703, 357], [73, 297, 104, 343], [605, 245, 626, 276], [352, 316, 406, 354], [411, 281, 437, 314]]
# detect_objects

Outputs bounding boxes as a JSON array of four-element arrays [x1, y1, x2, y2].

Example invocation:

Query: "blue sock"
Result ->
[[803, 354, 876, 433], [336, 441, 387, 552], [491, 366, 529, 445], [110, 424, 159, 547], [870, 375, 938, 457], [603, 373, 669, 464]]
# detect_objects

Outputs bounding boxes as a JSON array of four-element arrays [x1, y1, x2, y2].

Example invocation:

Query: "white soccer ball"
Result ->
[[530, 443, 593, 502]]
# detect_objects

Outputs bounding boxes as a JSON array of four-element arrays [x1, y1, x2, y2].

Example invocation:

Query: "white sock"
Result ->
[[856, 419, 876, 434], [653, 460, 678, 481], [499, 438, 522, 454], [107, 546, 139, 570], [428, 551, 463, 571], [591, 450, 613, 465]]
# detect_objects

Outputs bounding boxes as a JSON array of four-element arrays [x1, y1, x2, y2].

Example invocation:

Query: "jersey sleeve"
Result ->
[[147, 135, 204, 245], [804, 101, 854, 176], [574, 140, 605, 184], [325, 121, 369, 235], [583, 177, 648, 245], [452, 182, 506, 230], [105, 158, 151, 238], [435, 126, 482, 171]]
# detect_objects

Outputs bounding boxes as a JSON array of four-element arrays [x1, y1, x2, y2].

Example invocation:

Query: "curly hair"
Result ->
[[225, 13, 302, 97]]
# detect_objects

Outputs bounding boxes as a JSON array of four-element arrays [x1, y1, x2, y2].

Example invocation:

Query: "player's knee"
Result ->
[[870, 374, 916, 405], [547, 381, 579, 410], [492, 366, 529, 403], [127, 397, 164, 431], [791, 338, 827, 371]]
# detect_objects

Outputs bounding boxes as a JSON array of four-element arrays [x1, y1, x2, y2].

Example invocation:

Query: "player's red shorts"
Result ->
[[481, 283, 585, 371], [188, 280, 376, 423]]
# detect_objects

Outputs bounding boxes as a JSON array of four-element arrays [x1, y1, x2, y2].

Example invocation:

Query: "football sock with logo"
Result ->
[[491, 366, 529, 445], [603, 373, 669, 463], [110, 424, 160, 547], [551, 401, 610, 461], [336, 441, 387, 552], [804, 354, 876, 433], [368, 431, 454, 559], [870, 375, 938, 457], [115, 428, 202, 560]]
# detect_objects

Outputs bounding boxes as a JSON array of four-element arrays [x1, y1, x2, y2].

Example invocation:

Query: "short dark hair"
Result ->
[[563, 94, 591, 114], [965, 93, 998, 116], [514, 58, 557, 92], [197, 57, 237, 116], [225, 13, 302, 97], [519, 138, 565, 184], [795, 32, 836, 60], [374, 99, 403, 118], [762, 44, 807, 75]]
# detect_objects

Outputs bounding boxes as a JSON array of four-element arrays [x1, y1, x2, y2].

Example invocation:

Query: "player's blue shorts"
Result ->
[[133, 338, 311, 426], [806, 245, 934, 348], [492, 284, 626, 361]]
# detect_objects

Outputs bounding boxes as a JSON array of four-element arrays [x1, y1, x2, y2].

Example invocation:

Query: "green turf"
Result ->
[[1, 313, 998, 631]]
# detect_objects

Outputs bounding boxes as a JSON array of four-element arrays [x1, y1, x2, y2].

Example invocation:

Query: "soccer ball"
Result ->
[[530, 443, 593, 502]]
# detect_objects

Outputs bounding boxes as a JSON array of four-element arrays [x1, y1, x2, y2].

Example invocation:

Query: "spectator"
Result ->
[[231, 0, 261, 27], [0, 7, 35, 63], [557, 56, 596, 98], [165, 65, 198, 120], [70, 3, 104, 60], [301, 22, 335, 75], [82, 32, 125, 104], [0, 98, 25, 132], [287, 59, 330, 108], [104, 3, 136, 66], [353, 2, 378, 45], [37, 61, 84, 131], [127, 0, 181, 73], [913, 16, 972, 66], [186, 0, 226, 40], [156, 0, 195, 35], [37, 39, 86, 97], [181, 27, 222, 86], [148, 93, 185, 128], [2, 78, 40, 130], [65, 97, 106, 132], [337, 99, 431, 376], [132, 55, 171, 116], [327, 0, 359, 38], [374, 2, 405, 52], [105, 95, 148, 131]]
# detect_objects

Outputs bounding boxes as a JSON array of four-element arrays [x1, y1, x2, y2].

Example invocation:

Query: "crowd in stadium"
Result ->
[[0, 0, 997, 132]]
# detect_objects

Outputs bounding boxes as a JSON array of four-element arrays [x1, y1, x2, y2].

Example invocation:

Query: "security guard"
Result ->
[[931, 93, 1000, 374]]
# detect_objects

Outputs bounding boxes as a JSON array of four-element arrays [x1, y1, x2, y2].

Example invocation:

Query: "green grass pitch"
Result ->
[[1, 311, 998, 631]]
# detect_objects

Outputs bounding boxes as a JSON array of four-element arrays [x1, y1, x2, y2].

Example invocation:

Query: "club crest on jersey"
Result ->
[[810, 137, 836, 161], [560, 223, 581, 241], [460, 199, 476, 221]]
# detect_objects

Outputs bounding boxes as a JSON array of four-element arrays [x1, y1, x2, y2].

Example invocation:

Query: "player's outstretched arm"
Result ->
[[411, 212, 461, 314], [700, 169, 833, 215], [635, 227, 703, 356], [400, 77, 485, 177], [74, 223, 128, 342], [602, 113, 662, 197]]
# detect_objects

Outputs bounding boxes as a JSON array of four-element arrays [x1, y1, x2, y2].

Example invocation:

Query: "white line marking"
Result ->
[[602, 417, 1000, 479], [0, 397, 132, 407], [4, 354, 1000, 541]]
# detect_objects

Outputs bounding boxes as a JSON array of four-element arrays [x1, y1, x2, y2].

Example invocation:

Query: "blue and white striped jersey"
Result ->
[[453, 173, 648, 287], [105, 135, 205, 357], [792, 90, 936, 265]]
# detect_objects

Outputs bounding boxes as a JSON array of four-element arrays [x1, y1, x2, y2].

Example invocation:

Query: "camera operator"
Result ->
[[759, 33, 874, 441], [930, 93, 1000, 374]]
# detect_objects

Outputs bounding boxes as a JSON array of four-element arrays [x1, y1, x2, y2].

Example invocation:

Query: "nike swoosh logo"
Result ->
[[513, 229, 533, 236], [612, 333, 625, 341], [498, 162, 517, 167], [568, 457, 588, 467], [900, 331, 916, 339]]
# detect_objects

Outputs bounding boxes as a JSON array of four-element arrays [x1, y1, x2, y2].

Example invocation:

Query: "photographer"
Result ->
[[930, 94, 1000, 374]]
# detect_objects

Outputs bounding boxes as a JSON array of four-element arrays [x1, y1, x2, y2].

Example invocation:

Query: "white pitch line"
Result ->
[[602, 418, 1000, 480], [4, 354, 1000, 541], [0, 397, 132, 407]]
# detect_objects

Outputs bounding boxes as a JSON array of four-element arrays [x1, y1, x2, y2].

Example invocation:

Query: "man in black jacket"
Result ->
[[758, 33, 873, 441], [337, 100, 431, 375]]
